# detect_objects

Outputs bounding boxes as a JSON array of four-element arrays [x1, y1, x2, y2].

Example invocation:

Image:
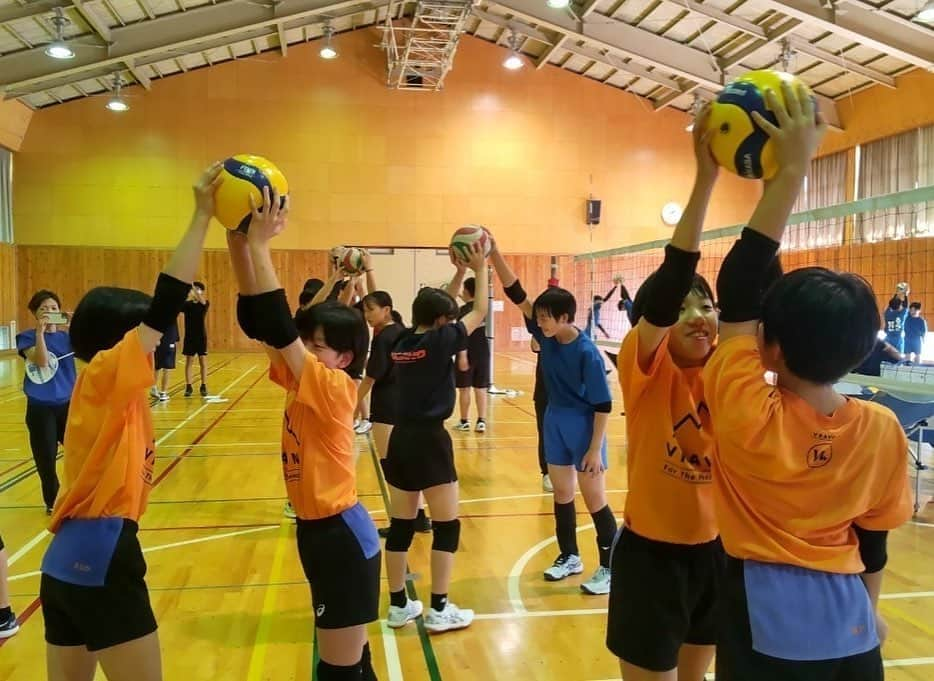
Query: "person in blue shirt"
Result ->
[[491, 241, 617, 596], [904, 302, 927, 363], [16, 290, 78, 514], [883, 296, 908, 353], [584, 282, 618, 339]]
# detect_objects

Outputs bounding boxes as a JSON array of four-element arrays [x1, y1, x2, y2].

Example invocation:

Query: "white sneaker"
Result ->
[[543, 553, 583, 581], [387, 599, 423, 629], [580, 565, 612, 595], [542, 474, 553, 492], [354, 419, 372, 435], [474, 420, 486, 433], [283, 501, 296, 519], [453, 420, 470, 432], [150, 387, 160, 399], [159, 392, 170, 402], [424, 602, 474, 633]]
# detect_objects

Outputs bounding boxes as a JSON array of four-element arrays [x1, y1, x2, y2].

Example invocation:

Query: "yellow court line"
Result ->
[[881, 601, 934, 638], [246, 521, 292, 681]]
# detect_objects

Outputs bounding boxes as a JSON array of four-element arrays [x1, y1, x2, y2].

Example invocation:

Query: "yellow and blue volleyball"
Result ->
[[707, 70, 814, 180], [449, 224, 491, 264], [214, 155, 289, 232]]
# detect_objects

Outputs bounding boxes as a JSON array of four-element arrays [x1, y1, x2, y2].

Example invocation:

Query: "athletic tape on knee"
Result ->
[[385, 517, 416, 552], [431, 519, 460, 553]]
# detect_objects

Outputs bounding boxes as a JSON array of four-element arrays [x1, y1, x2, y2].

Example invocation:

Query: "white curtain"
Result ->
[[919, 125, 934, 236], [855, 127, 924, 242], [0, 149, 11, 243], [783, 150, 847, 251]]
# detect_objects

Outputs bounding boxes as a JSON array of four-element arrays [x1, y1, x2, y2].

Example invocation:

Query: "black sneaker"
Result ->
[[0, 614, 20, 639], [46, 507, 52, 516], [184, 384, 193, 397], [200, 384, 208, 397], [414, 510, 432, 533]]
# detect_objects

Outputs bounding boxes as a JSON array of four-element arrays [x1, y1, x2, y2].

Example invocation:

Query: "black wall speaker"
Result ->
[[586, 199, 602, 225]]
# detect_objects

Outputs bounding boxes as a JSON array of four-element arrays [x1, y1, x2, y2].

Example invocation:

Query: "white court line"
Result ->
[[380, 620, 405, 681], [911, 520, 934, 528], [508, 523, 595, 614], [5, 365, 257, 569], [10, 525, 278, 582], [159, 441, 278, 449]]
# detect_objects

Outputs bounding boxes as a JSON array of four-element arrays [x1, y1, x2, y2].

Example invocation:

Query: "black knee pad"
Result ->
[[431, 519, 460, 553], [316, 659, 361, 681], [385, 517, 416, 552]]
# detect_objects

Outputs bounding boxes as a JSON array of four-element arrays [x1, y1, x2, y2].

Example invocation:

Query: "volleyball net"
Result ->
[[568, 185, 934, 356]]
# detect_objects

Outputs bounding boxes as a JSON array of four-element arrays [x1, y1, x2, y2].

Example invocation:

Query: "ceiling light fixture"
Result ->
[[546, 0, 570, 8], [320, 24, 337, 59], [45, 8, 75, 59], [503, 32, 524, 70], [106, 75, 129, 112]]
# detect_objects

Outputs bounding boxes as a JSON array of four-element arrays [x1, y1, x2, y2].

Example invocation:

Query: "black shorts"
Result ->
[[154, 343, 177, 370], [369, 384, 398, 426], [296, 503, 381, 629], [715, 557, 883, 681], [384, 421, 457, 491], [455, 349, 491, 390], [182, 334, 207, 357], [41, 520, 157, 651], [606, 528, 724, 672]]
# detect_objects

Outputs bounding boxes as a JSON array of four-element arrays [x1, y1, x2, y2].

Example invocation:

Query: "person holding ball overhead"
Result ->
[[16, 290, 77, 514]]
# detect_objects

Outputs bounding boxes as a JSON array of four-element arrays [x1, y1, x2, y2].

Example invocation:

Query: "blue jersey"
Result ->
[[904, 315, 927, 342], [525, 317, 611, 413], [16, 329, 77, 406], [884, 308, 908, 351]]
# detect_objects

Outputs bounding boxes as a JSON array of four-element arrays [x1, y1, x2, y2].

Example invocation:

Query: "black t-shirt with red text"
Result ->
[[391, 322, 469, 422]]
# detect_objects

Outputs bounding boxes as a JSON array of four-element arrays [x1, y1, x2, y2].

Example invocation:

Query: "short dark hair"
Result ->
[[910, 301, 922, 311], [28, 289, 61, 314], [193, 281, 205, 291], [762, 268, 879, 385], [463, 277, 476, 298], [888, 296, 903, 311], [630, 272, 714, 326], [294, 301, 368, 371], [411, 287, 458, 327], [70, 287, 152, 363], [533, 287, 576, 324]]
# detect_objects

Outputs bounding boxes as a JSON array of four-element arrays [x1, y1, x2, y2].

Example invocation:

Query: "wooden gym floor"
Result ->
[[0, 351, 932, 681]]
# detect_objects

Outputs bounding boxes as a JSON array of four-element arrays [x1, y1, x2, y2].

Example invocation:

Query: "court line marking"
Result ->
[[910, 520, 934, 528], [246, 522, 292, 681], [10, 524, 278, 583], [508, 523, 596, 614], [380, 620, 406, 681], [3, 361, 253, 563], [461, 489, 626, 506]]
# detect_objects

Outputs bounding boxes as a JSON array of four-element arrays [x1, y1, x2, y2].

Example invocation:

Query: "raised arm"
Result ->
[[717, 84, 825, 342], [139, 163, 223, 354], [489, 238, 533, 319], [312, 269, 344, 308], [632, 107, 718, 369], [245, 188, 306, 380], [362, 249, 377, 296], [460, 245, 489, 336], [227, 230, 278, 362], [445, 260, 467, 300]]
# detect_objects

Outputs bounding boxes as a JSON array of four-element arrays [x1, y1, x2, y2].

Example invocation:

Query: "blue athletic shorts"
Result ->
[[543, 405, 608, 470]]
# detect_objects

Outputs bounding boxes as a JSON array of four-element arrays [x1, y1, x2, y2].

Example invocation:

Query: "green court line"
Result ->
[[366, 436, 444, 681]]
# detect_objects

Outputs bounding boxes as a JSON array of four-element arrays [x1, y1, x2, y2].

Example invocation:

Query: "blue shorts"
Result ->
[[543, 405, 608, 470], [904, 337, 922, 356]]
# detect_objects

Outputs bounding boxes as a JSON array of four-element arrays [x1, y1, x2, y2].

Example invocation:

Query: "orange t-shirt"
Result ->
[[269, 353, 357, 520], [50, 329, 156, 533], [703, 335, 914, 574], [618, 330, 718, 545]]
